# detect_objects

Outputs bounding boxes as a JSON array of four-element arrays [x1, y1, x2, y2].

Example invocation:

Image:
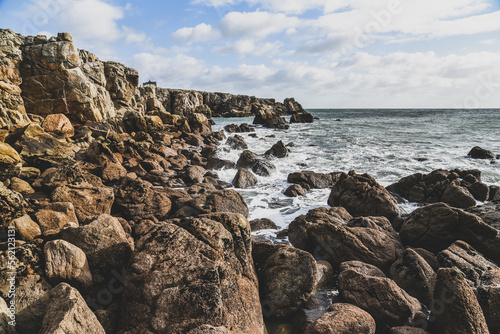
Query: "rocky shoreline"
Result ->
[[1, 29, 500, 334]]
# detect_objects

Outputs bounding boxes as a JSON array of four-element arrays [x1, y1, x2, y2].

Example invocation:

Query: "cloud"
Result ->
[[191, 0, 239, 7], [172, 23, 221, 44], [219, 11, 301, 38], [214, 39, 283, 55]]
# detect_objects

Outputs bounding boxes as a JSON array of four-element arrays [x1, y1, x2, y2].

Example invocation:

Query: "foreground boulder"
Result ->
[[467, 201, 500, 230], [399, 203, 500, 264], [253, 242, 317, 318], [431, 268, 490, 334], [232, 168, 257, 189], [120, 213, 264, 333], [338, 261, 423, 331], [236, 150, 276, 177], [303, 303, 376, 334], [39, 283, 105, 334], [328, 171, 402, 223]]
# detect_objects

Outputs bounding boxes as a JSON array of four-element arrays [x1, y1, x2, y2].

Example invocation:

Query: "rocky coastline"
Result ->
[[1, 29, 500, 334]]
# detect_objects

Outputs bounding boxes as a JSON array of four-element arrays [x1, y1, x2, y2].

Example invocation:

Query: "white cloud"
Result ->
[[214, 39, 282, 55], [172, 23, 221, 44], [191, 0, 240, 7], [219, 11, 301, 38]]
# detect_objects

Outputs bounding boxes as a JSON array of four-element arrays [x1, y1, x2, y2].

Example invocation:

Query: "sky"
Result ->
[[1, 0, 500, 108]]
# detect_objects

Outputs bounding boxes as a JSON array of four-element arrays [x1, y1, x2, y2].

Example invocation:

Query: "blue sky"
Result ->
[[1, 0, 500, 108]]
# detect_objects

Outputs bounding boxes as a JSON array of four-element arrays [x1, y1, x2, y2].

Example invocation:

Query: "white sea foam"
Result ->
[[213, 109, 500, 240]]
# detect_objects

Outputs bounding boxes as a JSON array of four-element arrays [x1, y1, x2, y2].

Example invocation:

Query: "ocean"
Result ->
[[212, 109, 500, 240]]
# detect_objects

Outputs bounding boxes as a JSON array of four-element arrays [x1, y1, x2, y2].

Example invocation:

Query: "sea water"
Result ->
[[212, 109, 500, 240]]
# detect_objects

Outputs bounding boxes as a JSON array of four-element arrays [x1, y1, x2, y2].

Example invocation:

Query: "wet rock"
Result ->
[[287, 171, 339, 189], [468, 146, 496, 159], [113, 178, 172, 221], [253, 242, 317, 318], [431, 268, 490, 334], [436, 240, 500, 289], [42, 113, 74, 137], [35, 202, 79, 234], [206, 158, 236, 171], [290, 111, 314, 123], [232, 168, 257, 189], [265, 140, 288, 158], [0, 183, 26, 226], [441, 180, 476, 209], [288, 207, 352, 251], [250, 218, 278, 231], [399, 203, 500, 264], [39, 283, 105, 334], [43, 239, 92, 288], [303, 303, 376, 334], [339, 262, 423, 331], [289, 207, 403, 270], [120, 213, 264, 333], [58, 214, 133, 273], [226, 135, 248, 150], [11, 215, 41, 241], [0, 142, 22, 181], [389, 248, 436, 304], [284, 184, 307, 197], [328, 171, 402, 223], [52, 182, 114, 224], [466, 201, 500, 230], [236, 150, 276, 177], [185, 189, 249, 218]]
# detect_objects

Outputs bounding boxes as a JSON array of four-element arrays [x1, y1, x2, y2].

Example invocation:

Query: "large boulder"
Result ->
[[303, 303, 376, 334], [289, 207, 403, 270], [467, 201, 500, 230], [183, 189, 249, 218], [236, 150, 276, 177], [20, 34, 116, 123], [389, 248, 436, 304], [252, 242, 317, 318], [39, 283, 106, 334], [290, 111, 314, 123], [441, 180, 476, 209], [43, 240, 93, 288], [288, 171, 339, 189], [0, 29, 30, 129], [468, 146, 496, 159], [113, 178, 172, 221], [42, 113, 74, 138], [328, 171, 402, 223], [0, 142, 22, 181], [399, 203, 500, 264], [51, 182, 114, 224], [431, 268, 490, 334], [226, 135, 248, 150], [35, 201, 79, 234], [120, 213, 265, 333], [11, 214, 41, 241], [265, 140, 288, 158], [252, 104, 288, 129], [232, 168, 257, 189], [58, 214, 133, 273], [338, 261, 423, 331]]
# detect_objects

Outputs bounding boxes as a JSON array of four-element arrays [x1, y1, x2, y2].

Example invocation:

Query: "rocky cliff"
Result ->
[[0, 29, 305, 131]]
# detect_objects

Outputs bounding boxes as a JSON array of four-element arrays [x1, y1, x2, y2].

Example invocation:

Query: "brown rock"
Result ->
[[11, 215, 41, 241], [182, 165, 207, 185], [39, 283, 105, 334], [303, 303, 376, 334], [0, 182, 26, 226], [284, 184, 307, 197], [287, 171, 339, 189], [226, 135, 248, 150], [431, 268, 490, 334], [184, 189, 249, 218], [265, 140, 288, 158], [250, 218, 277, 231], [113, 178, 172, 221], [35, 202, 79, 233], [389, 327, 429, 334], [120, 213, 264, 333], [339, 264, 422, 331], [253, 242, 317, 318], [8, 177, 34, 194], [44, 239, 92, 288], [58, 214, 132, 272], [0, 142, 22, 181], [42, 113, 74, 137], [33, 164, 103, 191], [328, 171, 403, 223], [232, 168, 258, 189], [52, 182, 114, 224], [100, 161, 127, 183], [389, 248, 436, 304], [399, 203, 500, 264], [468, 146, 496, 159], [441, 180, 476, 209]]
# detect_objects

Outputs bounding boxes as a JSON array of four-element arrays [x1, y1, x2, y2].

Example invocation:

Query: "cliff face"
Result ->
[[0, 29, 305, 130]]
